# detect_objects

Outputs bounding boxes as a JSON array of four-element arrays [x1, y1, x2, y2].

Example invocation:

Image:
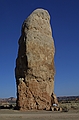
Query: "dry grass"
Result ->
[[59, 100, 79, 111]]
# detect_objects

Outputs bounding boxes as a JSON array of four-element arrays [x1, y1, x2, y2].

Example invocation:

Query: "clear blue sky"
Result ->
[[0, 0, 79, 98]]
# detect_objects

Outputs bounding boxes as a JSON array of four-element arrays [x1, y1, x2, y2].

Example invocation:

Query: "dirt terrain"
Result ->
[[0, 109, 79, 120], [0, 99, 79, 120]]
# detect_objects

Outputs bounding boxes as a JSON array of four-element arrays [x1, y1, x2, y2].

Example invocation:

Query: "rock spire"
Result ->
[[15, 8, 57, 110]]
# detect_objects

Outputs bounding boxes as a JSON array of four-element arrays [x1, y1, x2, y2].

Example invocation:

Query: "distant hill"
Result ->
[[0, 97, 16, 104], [0, 96, 79, 104], [57, 96, 79, 102]]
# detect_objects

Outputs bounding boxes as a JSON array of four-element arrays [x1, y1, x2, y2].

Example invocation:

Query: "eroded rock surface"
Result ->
[[15, 9, 56, 110]]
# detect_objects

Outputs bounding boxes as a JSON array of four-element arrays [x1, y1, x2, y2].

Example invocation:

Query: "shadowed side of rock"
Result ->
[[15, 9, 56, 110]]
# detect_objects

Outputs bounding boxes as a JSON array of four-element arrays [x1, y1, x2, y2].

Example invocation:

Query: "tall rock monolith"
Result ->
[[15, 8, 57, 110]]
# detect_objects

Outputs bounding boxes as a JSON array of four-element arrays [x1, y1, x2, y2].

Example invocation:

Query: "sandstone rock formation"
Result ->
[[51, 93, 59, 106], [15, 8, 57, 110]]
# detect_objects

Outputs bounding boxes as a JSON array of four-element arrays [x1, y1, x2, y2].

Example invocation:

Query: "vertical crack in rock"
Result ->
[[15, 8, 58, 110]]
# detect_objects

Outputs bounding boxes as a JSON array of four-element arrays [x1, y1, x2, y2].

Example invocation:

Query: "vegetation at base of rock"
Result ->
[[59, 99, 79, 112]]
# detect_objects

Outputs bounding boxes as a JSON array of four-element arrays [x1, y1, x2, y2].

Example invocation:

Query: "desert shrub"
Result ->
[[62, 106, 69, 112], [71, 105, 78, 110]]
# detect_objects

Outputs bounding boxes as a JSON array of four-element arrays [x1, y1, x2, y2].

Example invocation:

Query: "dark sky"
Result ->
[[0, 0, 79, 98]]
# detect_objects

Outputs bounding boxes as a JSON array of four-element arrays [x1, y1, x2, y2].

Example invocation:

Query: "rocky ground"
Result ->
[[0, 109, 79, 120]]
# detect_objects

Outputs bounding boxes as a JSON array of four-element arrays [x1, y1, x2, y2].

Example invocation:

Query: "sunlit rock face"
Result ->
[[15, 9, 56, 110]]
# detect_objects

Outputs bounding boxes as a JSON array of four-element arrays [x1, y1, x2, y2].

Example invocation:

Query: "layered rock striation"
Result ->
[[15, 9, 56, 110]]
